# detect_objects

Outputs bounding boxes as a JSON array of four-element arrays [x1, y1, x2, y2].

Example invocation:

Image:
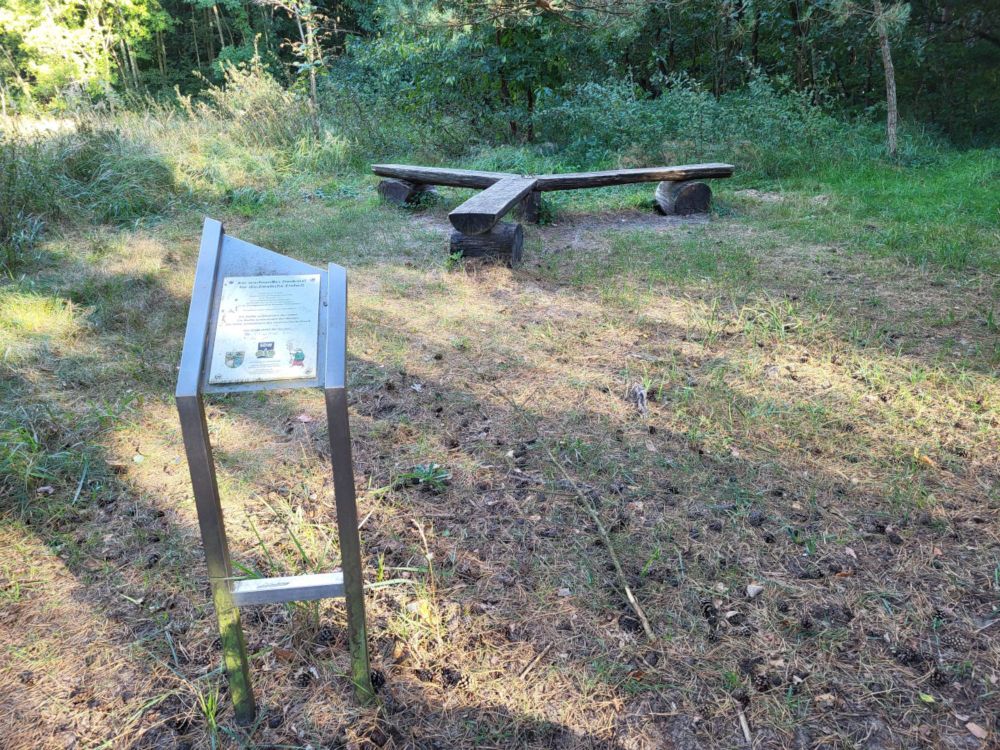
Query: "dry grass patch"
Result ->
[[1, 198, 997, 749]]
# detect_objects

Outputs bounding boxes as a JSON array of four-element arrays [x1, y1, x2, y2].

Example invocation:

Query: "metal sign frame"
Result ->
[[175, 218, 373, 723]]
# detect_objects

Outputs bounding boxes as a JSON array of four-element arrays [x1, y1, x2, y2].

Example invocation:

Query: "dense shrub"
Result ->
[[532, 76, 884, 179]]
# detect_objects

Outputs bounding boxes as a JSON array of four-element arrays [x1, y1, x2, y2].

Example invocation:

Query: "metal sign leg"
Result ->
[[177, 395, 257, 723], [324, 386, 374, 701]]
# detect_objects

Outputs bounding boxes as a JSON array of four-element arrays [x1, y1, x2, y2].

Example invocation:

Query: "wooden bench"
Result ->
[[372, 162, 735, 265]]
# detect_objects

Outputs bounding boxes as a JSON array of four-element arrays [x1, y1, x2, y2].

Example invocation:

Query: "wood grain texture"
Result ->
[[450, 223, 523, 266], [448, 176, 537, 234], [533, 163, 734, 191], [372, 164, 516, 189], [654, 180, 712, 215]]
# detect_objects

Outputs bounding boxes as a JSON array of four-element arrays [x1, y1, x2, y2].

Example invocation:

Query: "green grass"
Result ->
[[746, 149, 1000, 271]]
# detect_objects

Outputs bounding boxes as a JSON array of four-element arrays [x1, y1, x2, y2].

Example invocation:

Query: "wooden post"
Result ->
[[654, 180, 712, 215], [450, 223, 523, 266]]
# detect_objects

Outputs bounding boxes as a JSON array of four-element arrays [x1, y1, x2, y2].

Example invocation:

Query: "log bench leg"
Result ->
[[450, 223, 523, 266], [515, 190, 542, 223], [377, 178, 435, 206], [654, 180, 712, 215]]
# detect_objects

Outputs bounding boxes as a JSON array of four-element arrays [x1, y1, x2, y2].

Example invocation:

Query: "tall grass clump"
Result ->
[[0, 134, 53, 272], [195, 60, 309, 149], [163, 59, 359, 196], [57, 126, 176, 224]]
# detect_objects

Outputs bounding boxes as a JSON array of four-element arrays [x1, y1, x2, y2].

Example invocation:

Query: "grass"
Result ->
[[0, 105, 998, 749], [738, 149, 1000, 271]]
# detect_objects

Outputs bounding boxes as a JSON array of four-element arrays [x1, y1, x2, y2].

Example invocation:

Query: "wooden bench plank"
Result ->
[[534, 163, 734, 191], [372, 164, 516, 189], [449, 176, 538, 235]]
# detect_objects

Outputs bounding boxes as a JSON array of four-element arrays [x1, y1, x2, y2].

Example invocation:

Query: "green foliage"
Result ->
[[0, 134, 51, 271], [198, 59, 310, 148], [396, 463, 452, 493], [533, 76, 876, 178]]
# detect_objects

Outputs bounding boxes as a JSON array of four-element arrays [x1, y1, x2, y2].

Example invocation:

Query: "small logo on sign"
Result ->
[[256, 341, 275, 358], [224, 351, 245, 368]]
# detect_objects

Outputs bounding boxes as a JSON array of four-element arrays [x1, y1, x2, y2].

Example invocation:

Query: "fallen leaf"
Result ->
[[918, 692, 936, 704], [295, 413, 314, 423], [273, 647, 296, 663], [746, 583, 765, 599], [844, 547, 857, 560], [557, 587, 572, 597], [965, 722, 988, 740], [814, 693, 835, 709], [36, 486, 54, 495]]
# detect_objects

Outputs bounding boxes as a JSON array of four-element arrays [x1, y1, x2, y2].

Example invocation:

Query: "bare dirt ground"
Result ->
[[1, 192, 997, 749]]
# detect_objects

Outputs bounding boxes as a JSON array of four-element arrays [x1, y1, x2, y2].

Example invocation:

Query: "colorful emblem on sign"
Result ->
[[256, 341, 275, 359], [290, 348, 305, 367], [225, 351, 245, 368]]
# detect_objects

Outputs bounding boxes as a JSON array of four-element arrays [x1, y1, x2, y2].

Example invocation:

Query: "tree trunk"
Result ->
[[192, 11, 202, 69], [212, 5, 226, 49], [305, 14, 320, 136], [874, 0, 899, 157], [293, 10, 320, 136]]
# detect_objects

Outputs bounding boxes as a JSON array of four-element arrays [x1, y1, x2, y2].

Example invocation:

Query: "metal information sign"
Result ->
[[175, 218, 372, 722], [208, 274, 321, 385]]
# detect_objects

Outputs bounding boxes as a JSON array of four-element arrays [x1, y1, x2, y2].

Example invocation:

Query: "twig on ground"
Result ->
[[71, 460, 88, 505], [735, 700, 752, 746], [518, 642, 553, 679]]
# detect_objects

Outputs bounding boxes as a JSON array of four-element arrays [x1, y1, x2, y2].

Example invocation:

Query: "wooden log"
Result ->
[[377, 178, 433, 206], [533, 163, 734, 192], [654, 180, 712, 215], [372, 164, 516, 189], [515, 190, 541, 223], [450, 223, 523, 266], [448, 176, 537, 235]]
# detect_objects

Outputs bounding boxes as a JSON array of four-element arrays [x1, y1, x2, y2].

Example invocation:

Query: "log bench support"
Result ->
[[515, 190, 542, 223], [654, 180, 712, 215], [377, 178, 435, 206], [450, 223, 523, 266]]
